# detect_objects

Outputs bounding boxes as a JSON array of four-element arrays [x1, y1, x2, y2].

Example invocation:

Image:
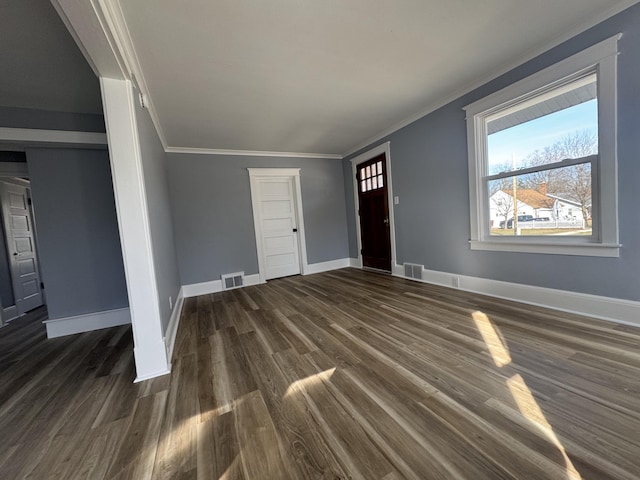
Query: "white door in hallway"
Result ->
[[250, 173, 303, 280], [0, 182, 44, 314]]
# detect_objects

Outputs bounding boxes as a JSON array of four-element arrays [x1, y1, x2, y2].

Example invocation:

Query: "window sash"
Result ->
[[484, 157, 596, 239], [484, 154, 597, 182]]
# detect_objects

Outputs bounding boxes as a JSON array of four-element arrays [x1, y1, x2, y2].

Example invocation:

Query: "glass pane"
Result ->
[[487, 73, 598, 175], [371, 163, 377, 176], [372, 176, 378, 189], [377, 161, 383, 174], [365, 166, 371, 178], [488, 164, 592, 236], [378, 174, 383, 188], [361, 180, 366, 192], [367, 178, 372, 191]]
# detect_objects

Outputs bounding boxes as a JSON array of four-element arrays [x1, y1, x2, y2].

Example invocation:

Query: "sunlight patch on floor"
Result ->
[[284, 368, 336, 398], [507, 374, 582, 480], [472, 311, 511, 367], [472, 311, 582, 480]]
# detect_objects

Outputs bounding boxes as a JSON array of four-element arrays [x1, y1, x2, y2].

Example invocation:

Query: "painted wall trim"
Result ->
[[166, 146, 341, 159], [163, 287, 185, 365], [303, 258, 351, 275], [388, 263, 640, 327], [182, 259, 354, 298], [44, 307, 131, 338], [0, 127, 107, 147], [101, 77, 169, 382], [87, 0, 169, 150], [340, 0, 639, 159], [133, 361, 170, 383], [2, 305, 19, 323], [349, 257, 362, 268], [182, 273, 263, 298], [50, 0, 125, 79]]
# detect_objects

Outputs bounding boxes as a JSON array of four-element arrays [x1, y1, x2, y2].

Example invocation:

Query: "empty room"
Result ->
[[0, 0, 639, 479]]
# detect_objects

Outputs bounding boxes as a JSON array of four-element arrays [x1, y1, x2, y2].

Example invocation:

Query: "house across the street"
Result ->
[[490, 184, 589, 229]]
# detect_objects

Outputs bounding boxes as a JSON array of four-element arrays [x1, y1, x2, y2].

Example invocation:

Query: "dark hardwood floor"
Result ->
[[1, 269, 639, 479]]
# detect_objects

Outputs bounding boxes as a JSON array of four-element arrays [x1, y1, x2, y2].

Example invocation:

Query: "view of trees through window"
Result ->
[[486, 76, 597, 237]]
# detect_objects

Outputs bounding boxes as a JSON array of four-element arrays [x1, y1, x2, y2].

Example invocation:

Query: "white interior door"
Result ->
[[0, 182, 44, 315], [253, 176, 301, 280], [258, 177, 301, 280]]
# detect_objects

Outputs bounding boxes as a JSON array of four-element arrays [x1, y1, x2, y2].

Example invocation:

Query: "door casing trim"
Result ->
[[350, 142, 397, 271], [248, 168, 309, 283]]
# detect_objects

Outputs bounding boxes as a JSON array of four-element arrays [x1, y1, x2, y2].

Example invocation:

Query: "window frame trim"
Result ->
[[464, 34, 621, 257]]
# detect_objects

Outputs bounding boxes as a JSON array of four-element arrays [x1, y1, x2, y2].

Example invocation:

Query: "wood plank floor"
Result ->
[[1, 269, 639, 479]]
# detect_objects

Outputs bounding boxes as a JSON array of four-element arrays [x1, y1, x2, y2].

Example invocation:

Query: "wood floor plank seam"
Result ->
[[2, 272, 639, 479]]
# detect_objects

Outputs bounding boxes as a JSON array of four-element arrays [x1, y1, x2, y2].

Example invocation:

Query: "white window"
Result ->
[[464, 35, 621, 257]]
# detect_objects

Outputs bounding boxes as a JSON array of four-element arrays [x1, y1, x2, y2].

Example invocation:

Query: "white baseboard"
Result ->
[[2, 305, 19, 323], [182, 258, 354, 299], [163, 288, 185, 364], [349, 257, 361, 268], [44, 307, 131, 338], [134, 364, 171, 383], [182, 273, 262, 298], [133, 337, 171, 383], [388, 264, 640, 327], [304, 258, 350, 275]]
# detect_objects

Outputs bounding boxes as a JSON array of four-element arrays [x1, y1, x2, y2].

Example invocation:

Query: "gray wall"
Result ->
[[134, 94, 181, 334], [26, 148, 129, 319], [166, 154, 349, 285], [0, 107, 105, 132], [344, 3, 640, 302]]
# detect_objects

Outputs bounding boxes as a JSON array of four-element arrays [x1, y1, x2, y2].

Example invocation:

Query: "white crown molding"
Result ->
[[165, 146, 342, 160], [341, 0, 640, 159], [0, 127, 108, 147], [92, 0, 169, 150], [57, 0, 639, 161]]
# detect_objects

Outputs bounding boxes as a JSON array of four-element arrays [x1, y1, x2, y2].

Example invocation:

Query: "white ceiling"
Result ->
[[116, 0, 636, 156], [0, 0, 102, 114]]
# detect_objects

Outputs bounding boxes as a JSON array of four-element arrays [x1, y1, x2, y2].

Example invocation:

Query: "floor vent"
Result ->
[[403, 263, 423, 280], [221, 272, 245, 290]]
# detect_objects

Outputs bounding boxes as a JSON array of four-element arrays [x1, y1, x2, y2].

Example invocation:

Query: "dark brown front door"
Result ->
[[357, 154, 391, 272]]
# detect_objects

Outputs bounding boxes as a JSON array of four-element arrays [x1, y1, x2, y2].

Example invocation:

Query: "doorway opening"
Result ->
[[351, 142, 397, 273], [0, 174, 45, 327], [248, 168, 308, 283]]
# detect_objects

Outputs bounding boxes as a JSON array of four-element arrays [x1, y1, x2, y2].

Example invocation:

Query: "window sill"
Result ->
[[469, 240, 621, 257]]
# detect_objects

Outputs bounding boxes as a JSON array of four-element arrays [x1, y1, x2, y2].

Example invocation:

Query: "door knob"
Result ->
[[383, 218, 389, 225]]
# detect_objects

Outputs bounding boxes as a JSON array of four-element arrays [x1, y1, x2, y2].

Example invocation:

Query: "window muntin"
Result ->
[[464, 35, 620, 257], [359, 160, 384, 193]]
